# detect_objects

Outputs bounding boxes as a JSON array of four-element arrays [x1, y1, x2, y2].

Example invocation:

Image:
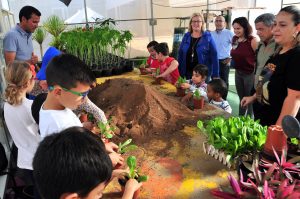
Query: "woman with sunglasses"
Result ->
[[178, 13, 219, 81], [231, 17, 258, 117], [241, 6, 300, 126]]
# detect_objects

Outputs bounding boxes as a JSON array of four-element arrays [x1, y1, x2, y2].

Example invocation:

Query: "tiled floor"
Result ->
[[227, 69, 240, 116]]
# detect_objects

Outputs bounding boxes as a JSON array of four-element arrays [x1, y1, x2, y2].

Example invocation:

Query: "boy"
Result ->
[[39, 53, 123, 165], [207, 79, 232, 113], [180, 64, 208, 102], [33, 127, 142, 199], [154, 42, 180, 85], [146, 40, 159, 69]]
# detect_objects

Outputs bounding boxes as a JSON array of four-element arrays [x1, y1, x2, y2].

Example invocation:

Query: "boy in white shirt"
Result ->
[[207, 79, 232, 113]]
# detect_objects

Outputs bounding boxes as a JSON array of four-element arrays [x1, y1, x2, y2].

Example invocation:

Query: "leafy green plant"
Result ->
[[127, 156, 148, 182], [33, 27, 47, 58], [193, 89, 201, 100], [117, 139, 137, 154], [97, 119, 115, 139], [198, 116, 267, 160], [156, 68, 160, 76], [43, 15, 66, 49], [176, 76, 186, 88]]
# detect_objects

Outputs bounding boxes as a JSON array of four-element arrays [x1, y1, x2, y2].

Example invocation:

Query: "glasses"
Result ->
[[192, 20, 202, 24], [48, 86, 90, 99]]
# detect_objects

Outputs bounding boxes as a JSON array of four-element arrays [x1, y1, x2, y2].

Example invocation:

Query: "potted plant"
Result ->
[[193, 89, 204, 109], [154, 68, 163, 85], [115, 139, 137, 169], [32, 27, 47, 59], [138, 59, 147, 75], [176, 76, 186, 97], [118, 156, 148, 199], [97, 119, 115, 143], [43, 15, 66, 49]]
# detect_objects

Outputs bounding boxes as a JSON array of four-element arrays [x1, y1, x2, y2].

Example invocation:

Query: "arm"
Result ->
[[4, 51, 16, 65], [122, 179, 143, 199], [276, 88, 300, 126], [209, 35, 219, 78], [157, 60, 179, 78], [78, 97, 108, 123], [241, 93, 257, 107], [251, 37, 259, 52]]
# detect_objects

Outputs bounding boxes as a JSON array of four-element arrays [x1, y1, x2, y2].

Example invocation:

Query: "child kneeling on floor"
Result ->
[[180, 64, 208, 103], [33, 126, 142, 199], [207, 79, 232, 113]]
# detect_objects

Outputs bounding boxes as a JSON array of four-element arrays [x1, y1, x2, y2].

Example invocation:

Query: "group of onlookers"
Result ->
[[1, 4, 300, 199]]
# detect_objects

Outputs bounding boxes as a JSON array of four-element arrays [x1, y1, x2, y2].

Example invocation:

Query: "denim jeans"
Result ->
[[235, 70, 254, 117]]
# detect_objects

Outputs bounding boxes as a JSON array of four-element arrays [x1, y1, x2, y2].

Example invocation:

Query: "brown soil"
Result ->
[[88, 78, 226, 146]]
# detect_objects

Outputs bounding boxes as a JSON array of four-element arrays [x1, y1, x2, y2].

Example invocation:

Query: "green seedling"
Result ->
[[193, 89, 201, 100], [127, 156, 148, 182], [155, 68, 160, 76], [118, 139, 137, 154], [97, 118, 115, 139], [176, 76, 186, 87]]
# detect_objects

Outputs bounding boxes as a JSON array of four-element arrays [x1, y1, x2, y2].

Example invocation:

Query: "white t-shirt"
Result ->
[[209, 99, 232, 114], [4, 98, 41, 170], [39, 106, 83, 138]]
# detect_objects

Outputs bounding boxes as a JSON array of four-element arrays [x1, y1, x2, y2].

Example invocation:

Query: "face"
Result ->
[[272, 11, 300, 46], [215, 16, 226, 30], [56, 83, 91, 110], [233, 23, 245, 38], [155, 51, 163, 62], [255, 22, 273, 43], [207, 85, 217, 100], [147, 46, 156, 59], [82, 182, 106, 199], [191, 16, 203, 32], [21, 14, 40, 33], [192, 71, 205, 84]]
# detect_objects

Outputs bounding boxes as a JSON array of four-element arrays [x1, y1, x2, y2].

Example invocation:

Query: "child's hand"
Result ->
[[180, 83, 190, 89], [112, 167, 129, 179], [109, 152, 124, 167], [105, 141, 118, 153], [82, 121, 94, 130], [122, 179, 143, 199], [39, 80, 48, 90]]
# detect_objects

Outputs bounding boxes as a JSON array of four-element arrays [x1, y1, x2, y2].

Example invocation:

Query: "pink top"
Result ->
[[147, 56, 160, 69], [159, 57, 180, 85]]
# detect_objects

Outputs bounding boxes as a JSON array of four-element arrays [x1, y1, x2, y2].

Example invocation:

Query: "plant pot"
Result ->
[[176, 87, 186, 97], [79, 113, 88, 123], [139, 68, 147, 75], [155, 77, 163, 85], [263, 125, 287, 157], [193, 97, 205, 109], [118, 177, 140, 199]]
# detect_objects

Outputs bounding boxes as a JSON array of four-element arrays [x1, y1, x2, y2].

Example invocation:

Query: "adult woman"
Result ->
[[231, 17, 258, 116], [178, 13, 219, 80], [241, 6, 300, 126]]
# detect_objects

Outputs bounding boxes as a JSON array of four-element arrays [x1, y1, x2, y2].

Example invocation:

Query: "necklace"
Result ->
[[191, 37, 200, 60]]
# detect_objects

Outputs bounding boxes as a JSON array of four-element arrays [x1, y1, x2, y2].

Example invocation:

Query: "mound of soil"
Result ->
[[88, 78, 225, 143]]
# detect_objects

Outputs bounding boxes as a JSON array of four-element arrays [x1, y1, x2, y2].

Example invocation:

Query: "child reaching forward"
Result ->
[[180, 64, 208, 102], [207, 79, 232, 113], [145, 40, 159, 69], [154, 42, 180, 85]]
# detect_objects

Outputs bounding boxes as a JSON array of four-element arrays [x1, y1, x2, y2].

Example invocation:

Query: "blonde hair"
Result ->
[[4, 61, 32, 105], [188, 13, 206, 33]]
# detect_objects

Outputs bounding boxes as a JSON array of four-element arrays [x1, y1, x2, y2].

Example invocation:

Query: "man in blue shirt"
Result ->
[[211, 15, 234, 99], [3, 6, 41, 65]]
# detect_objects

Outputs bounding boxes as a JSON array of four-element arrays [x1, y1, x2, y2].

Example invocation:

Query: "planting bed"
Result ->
[[88, 72, 231, 198]]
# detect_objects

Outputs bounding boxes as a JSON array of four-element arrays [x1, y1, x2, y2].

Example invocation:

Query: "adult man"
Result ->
[[254, 13, 276, 87], [3, 6, 41, 65], [211, 15, 234, 99]]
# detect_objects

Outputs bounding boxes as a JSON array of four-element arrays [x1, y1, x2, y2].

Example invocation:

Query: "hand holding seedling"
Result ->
[[180, 83, 191, 89], [122, 179, 143, 199], [109, 152, 124, 167], [82, 121, 94, 131], [112, 167, 130, 179], [105, 142, 119, 153]]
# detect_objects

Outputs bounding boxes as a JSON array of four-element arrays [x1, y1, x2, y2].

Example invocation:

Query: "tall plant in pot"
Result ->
[[176, 76, 187, 97], [43, 15, 66, 49], [193, 89, 204, 109], [32, 27, 47, 59]]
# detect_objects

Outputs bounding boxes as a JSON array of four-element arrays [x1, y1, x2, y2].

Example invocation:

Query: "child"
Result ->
[[33, 127, 142, 199], [146, 40, 159, 69], [154, 42, 180, 85], [39, 53, 123, 166], [180, 64, 208, 102], [207, 79, 232, 113], [3, 61, 41, 186]]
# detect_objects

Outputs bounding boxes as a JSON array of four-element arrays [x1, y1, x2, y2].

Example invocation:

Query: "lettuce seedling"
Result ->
[[127, 156, 148, 182], [117, 139, 137, 154]]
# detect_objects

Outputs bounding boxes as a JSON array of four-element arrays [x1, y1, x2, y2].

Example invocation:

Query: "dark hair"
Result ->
[[31, 93, 47, 124], [193, 64, 208, 78], [153, 42, 169, 56], [46, 54, 95, 89], [19, 6, 41, 22], [232, 17, 253, 39], [208, 79, 227, 97], [280, 5, 300, 26], [254, 13, 275, 27], [147, 40, 159, 48], [33, 127, 112, 199]]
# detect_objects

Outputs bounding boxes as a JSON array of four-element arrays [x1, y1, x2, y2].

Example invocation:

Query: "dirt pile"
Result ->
[[88, 78, 224, 143]]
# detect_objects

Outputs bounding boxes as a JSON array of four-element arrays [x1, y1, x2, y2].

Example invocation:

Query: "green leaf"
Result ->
[[137, 175, 148, 182], [197, 120, 204, 129], [127, 156, 137, 170]]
